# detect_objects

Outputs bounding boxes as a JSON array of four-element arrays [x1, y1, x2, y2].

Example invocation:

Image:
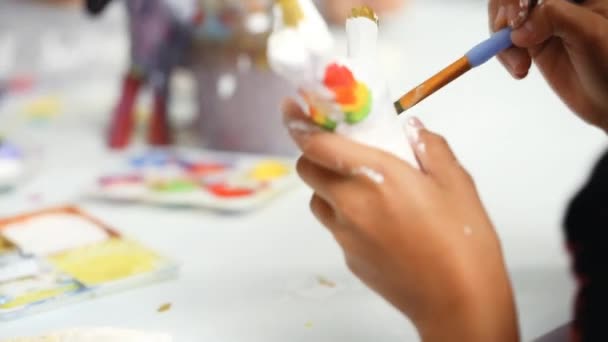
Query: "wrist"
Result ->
[[414, 260, 519, 341]]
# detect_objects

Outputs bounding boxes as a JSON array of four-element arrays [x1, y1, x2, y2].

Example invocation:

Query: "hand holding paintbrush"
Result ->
[[395, 0, 591, 116]]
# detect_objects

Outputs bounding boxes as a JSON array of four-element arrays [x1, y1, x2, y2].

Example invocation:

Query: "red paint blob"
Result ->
[[323, 63, 357, 105], [207, 184, 255, 198], [186, 163, 227, 176]]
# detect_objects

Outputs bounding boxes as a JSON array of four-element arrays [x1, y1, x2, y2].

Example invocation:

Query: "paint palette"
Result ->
[[0, 207, 177, 321], [0, 141, 26, 191], [91, 149, 298, 211]]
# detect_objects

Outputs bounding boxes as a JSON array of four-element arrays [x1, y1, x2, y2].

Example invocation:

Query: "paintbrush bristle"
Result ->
[[349, 6, 379, 24]]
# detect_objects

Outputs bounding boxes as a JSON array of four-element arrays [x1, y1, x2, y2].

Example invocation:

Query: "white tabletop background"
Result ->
[[0, 0, 606, 340]]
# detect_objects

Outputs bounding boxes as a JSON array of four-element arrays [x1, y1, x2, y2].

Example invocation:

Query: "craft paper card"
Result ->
[[2, 214, 110, 256], [0, 253, 41, 283], [49, 239, 164, 286], [0, 272, 81, 311], [0, 207, 177, 321]]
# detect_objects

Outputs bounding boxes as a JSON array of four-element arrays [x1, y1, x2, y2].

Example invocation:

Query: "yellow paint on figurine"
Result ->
[[276, 0, 304, 27]]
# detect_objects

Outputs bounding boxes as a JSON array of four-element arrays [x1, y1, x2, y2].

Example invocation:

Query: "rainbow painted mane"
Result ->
[[268, 2, 417, 164]]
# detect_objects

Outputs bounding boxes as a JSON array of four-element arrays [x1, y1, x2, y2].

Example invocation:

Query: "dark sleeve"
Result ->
[[85, 0, 113, 15], [564, 149, 608, 342]]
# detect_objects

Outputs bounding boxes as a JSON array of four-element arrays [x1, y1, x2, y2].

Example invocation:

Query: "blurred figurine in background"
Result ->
[[85, 0, 404, 152], [86, 0, 200, 149]]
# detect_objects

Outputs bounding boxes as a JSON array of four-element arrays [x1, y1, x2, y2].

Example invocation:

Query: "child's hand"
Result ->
[[283, 99, 519, 342], [489, 0, 608, 132], [323, 0, 405, 23]]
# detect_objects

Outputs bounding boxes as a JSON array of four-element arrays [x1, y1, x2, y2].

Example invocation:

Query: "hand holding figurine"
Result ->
[[283, 100, 519, 342], [269, 2, 417, 165], [489, 0, 608, 131]]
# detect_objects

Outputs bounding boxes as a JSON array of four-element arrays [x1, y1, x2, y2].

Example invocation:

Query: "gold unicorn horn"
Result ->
[[276, 0, 304, 27], [349, 5, 379, 24]]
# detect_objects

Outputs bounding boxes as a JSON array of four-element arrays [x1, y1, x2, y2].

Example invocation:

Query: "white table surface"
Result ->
[[1, 1, 606, 341]]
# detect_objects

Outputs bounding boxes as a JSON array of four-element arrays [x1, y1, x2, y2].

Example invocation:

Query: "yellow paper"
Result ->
[[1, 284, 78, 310], [49, 238, 162, 286]]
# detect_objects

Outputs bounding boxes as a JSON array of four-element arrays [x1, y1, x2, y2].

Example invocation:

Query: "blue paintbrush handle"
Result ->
[[465, 0, 585, 68], [465, 27, 513, 68]]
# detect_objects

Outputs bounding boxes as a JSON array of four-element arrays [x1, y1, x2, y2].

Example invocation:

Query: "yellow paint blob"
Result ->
[[23, 96, 62, 119], [49, 238, 162, 286], [249, 161, 290, 182]]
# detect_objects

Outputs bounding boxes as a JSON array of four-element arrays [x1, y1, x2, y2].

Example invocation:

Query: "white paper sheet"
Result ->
[[2, 214, 110, 256]]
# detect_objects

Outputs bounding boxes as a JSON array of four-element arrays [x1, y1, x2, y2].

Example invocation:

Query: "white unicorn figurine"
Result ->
[[268, 2, 416, 165]]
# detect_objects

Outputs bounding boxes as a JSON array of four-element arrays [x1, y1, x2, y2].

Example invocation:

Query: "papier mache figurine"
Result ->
[[268, 2, 416, 164], [86, 0, 200, 149], [86, 0, 275, 150]]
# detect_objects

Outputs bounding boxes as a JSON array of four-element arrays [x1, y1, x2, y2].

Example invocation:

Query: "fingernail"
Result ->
[[493, 6, 506, 32], [405, 116, 424, 143], [286, 119, 320, 136], [502, 49, 528, 79], [417, 142, 426, 154]]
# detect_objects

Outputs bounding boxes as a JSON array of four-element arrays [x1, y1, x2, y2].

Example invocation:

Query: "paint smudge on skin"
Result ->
[[518, 0, 530, 24], [287, 120, 319, 134], [509, 0, 530, 28], [317, 276, 336, 288], [157, 302, 172, 313], [352, 166, 384, 184], [464, 225, 473, 236], [417, 142, 426, 154]]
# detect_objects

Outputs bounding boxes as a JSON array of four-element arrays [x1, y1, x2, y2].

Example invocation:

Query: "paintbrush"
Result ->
[[394, 27, 512, 114], [394, 0, 585, 114]]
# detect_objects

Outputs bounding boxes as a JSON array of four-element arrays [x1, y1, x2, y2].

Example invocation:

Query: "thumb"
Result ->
[[405, 117, 469, 188], [511, 0, 605, 49]]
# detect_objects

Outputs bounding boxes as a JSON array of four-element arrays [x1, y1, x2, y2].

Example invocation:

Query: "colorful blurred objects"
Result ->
[[86, 0, 275, 150], [206, 183, 255, 198], [93, 150, 296, 211], [0, 140, 25, 191]]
